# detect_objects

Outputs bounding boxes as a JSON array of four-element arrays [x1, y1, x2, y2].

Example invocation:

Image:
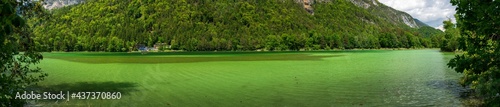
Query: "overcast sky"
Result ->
[[378, 0, 456, 29]]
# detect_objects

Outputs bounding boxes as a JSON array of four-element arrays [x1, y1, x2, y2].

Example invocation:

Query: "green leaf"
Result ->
[[4, 24, 12, 34], [1, 3, 14, 15], [12, 15, 24, 27]]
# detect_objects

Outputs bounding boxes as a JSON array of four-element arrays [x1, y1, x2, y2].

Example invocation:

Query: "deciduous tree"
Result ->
[[448, 0, 500, 106], [1, 0, 48, 106]]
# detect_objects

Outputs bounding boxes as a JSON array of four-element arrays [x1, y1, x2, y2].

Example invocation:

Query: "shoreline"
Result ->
[[40, 48, 444, 53]]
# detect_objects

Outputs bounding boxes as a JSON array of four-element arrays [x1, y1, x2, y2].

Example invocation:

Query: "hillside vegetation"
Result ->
[[30, 0, 444, 52]]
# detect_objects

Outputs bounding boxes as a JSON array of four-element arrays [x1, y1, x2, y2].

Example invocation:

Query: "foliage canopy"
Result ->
[[448, 0, 500, 106], [1, 0, 47, 106], [32, 0, 443, 52]]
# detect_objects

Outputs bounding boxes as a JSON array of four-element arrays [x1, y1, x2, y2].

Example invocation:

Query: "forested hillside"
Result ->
[[30, 0, 444, 52]]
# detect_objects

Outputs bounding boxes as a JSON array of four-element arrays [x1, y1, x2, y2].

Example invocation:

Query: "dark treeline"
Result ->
[[30, 0, 444, 52]]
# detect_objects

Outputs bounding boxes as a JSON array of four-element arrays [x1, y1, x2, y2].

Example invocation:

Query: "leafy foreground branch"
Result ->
[[447, 0, 500, 106], [1, 0, 48, 106]]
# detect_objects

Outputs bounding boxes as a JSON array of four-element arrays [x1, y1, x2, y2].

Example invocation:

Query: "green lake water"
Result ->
[[34, 49, 466, 106]]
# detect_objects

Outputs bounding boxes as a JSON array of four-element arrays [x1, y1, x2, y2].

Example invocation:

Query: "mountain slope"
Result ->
[[295, 0, 425, 28], [351, 0, 421, 28], [414, 19, 430, 28], [31, 0, 443, 52], [42, 0, 428, 29]]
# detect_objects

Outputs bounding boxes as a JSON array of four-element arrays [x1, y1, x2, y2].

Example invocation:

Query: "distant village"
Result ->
[[135, 43, 170, 53]]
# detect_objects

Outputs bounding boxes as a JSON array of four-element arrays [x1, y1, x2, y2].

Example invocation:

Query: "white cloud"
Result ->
[[378, 0, 457, 28], [436, 25, 445, 31]]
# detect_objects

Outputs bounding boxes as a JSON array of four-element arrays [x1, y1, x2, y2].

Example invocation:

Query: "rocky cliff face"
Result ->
[[344, 0, 422, 28], [43, 0, 84, 10], [295, 0, 423, 28], [295, 0, 331, 15], [302, 0, 314, 15]]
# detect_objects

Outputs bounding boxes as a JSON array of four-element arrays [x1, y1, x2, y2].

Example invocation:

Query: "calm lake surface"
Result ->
[[35, 49, 466, 106]]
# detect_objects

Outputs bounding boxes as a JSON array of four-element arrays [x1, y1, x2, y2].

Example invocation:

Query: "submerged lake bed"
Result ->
[[35, 49, 466, 106]]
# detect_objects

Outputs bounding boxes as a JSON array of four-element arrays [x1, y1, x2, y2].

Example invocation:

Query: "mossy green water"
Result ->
[[34, 49, 464, 106]]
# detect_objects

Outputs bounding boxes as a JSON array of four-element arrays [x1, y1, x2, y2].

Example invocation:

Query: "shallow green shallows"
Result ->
[[34, 49, 465, 106]]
